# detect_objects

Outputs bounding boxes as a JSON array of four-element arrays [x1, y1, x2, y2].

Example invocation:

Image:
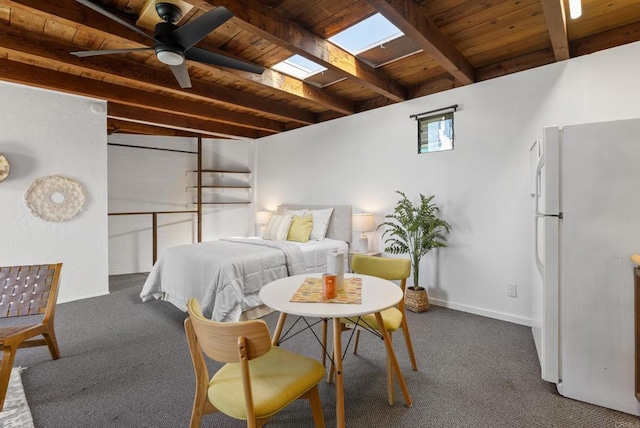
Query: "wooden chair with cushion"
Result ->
[[184, 297, 326, 428], [0, 263, 63, 410], [328, 255, 417, 405]]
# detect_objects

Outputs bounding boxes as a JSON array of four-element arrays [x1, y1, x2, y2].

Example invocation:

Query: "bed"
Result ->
[[140, 204, 352, 321]]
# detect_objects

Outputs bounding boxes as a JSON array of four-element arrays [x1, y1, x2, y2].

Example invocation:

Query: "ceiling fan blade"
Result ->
[[71, 47, 154, 57], [76, 0, 157, 42], [186, 47, 264, 74], [171, 6, 233, 51], [170, 64, 192, 88]]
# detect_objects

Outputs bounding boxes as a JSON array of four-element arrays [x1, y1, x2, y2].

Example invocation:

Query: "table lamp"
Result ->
[[352, 213, 374, 253], [255, 210, 273, 237]]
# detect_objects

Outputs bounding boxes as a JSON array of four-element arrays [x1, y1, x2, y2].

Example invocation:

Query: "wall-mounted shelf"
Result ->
[[189, 169, 251, 175], [189, 143, 252, 223], [188, 185, 251, 189], [190, 201, 252, 205]]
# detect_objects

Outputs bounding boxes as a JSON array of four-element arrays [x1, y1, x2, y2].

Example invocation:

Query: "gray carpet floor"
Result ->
[[9, 274, 639, 427]]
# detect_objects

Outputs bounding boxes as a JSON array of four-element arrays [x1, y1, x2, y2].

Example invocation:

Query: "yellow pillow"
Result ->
[[287, 214, 313, 243]]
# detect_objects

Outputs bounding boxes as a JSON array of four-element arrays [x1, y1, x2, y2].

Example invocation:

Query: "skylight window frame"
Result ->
[[327, 13, 404, 56], [271, 54, 327, 81], [330, 31, 404, 56]]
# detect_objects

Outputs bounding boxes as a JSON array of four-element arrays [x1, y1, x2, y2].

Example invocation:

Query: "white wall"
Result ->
[[255, 41, 640, 326], [108, 135, 254, 274], [0, 82, 109, 303], [32, 40, 637, 311]]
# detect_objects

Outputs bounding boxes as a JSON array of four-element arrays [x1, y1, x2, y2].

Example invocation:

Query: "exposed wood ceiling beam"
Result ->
[[191, 0, 407, 102], [3, 0, 152, 45], [476, 48, 556, 81], [354, 97, 394, 116], [408, 76, 458, 99], [540, 0, 570, 61], [108, 118, 202, 137], [0, 58, 284, 132], [246, 69, 355, 115], [0, 25, 316, 125], [5, 0, 355, 115], [571, 20, 640, 57], [2, 0, 637, 139], [108, 103, 267, 139], [365, 0, 475, 86]]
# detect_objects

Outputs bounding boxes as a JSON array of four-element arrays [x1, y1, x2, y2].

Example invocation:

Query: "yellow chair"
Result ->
[[329, 255, 417, 405], [184, 298, 326, 428], [0, 263, 63, 411]]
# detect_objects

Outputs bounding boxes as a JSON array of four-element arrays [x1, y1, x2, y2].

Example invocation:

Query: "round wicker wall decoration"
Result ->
[[24, 175, 86, 222]]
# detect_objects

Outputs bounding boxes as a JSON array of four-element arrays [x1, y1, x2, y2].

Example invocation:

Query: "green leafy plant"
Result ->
[[378, 191, 452, 290]]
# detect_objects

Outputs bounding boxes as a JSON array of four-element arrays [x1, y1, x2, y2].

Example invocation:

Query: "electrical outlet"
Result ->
[[507, 283, 517, 298]]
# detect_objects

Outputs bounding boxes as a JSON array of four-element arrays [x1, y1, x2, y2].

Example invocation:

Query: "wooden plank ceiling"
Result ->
[[0, 0, 638, 139]]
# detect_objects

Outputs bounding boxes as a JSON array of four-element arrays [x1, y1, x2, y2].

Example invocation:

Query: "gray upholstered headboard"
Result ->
[[276, 204, 352, 243]]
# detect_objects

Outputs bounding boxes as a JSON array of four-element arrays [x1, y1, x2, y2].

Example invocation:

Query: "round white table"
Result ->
[[259, 273, 412, 428]]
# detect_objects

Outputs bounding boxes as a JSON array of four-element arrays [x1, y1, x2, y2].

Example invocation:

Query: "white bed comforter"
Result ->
[[140, 238, 306, 321]]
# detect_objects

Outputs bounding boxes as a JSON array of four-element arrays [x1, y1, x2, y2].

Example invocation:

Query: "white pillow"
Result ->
[[263, 214, 293, 241], [309, 208, 333, 240], [284, 208, 309, 218]]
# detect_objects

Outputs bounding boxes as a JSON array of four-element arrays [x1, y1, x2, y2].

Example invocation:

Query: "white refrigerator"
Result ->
[[531, 118, 640, 416]]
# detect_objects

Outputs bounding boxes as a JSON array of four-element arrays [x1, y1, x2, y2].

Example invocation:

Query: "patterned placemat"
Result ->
[[290, 277, 362, 303]]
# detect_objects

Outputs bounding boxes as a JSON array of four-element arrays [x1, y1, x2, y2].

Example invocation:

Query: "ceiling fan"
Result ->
[[71, 0, 265, 88]]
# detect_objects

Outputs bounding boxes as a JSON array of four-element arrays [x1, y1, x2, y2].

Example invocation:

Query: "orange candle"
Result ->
[[322, 273, 337, 299]]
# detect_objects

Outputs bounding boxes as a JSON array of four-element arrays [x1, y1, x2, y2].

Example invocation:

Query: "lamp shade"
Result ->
[[352, 213, 374, 232], [255, 210, 273, 225]]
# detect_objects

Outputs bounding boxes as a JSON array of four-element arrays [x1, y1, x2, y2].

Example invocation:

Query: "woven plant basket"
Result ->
[[405, 287, 430, 313]]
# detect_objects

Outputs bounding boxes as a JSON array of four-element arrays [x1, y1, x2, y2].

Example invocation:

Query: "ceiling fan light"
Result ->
[[568, 0, 582, 19], [157, 49, 185, 66]]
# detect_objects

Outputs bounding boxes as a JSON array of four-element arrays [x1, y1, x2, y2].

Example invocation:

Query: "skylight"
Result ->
[[269, 13, 412, 84], [272, 54, 326, 80], [328, 13, 403, 55]]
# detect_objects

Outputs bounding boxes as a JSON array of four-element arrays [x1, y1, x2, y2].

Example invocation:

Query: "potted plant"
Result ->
[[378, 191, 452, 312]]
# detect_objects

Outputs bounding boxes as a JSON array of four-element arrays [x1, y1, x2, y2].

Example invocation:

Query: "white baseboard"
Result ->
[[429, 298, 532, 327], [58, 291, 110, 304]]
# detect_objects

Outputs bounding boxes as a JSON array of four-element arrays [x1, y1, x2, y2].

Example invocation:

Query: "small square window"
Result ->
[[418, 112, 454, 154]]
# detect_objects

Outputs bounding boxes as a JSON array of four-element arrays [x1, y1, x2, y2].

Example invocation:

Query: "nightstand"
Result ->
[[347, 251, 381, 272]]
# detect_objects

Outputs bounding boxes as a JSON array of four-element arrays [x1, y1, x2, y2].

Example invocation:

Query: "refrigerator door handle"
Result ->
[[534, 152, 545, 217], [534, 150, 546, 276], [535, 213, 563, 219], [534, 149, 562, 218], [534, 214, 544, 276], [534, 213, 560, 277]]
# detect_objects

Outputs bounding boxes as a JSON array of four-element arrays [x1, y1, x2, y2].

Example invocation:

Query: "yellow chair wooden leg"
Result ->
[[254, 416, 275, 428], [400, 317, 417, 371], [185, 318, 217, 428], [386, 333, 395, 405], [308, 385, 326, 427]]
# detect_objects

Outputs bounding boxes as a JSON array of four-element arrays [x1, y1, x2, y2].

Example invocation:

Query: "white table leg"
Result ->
[[271, 312, 287, 346]]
